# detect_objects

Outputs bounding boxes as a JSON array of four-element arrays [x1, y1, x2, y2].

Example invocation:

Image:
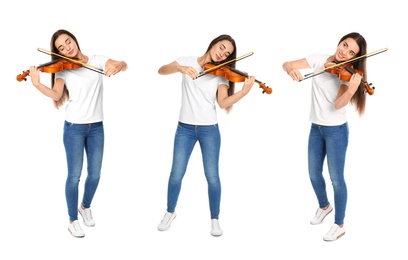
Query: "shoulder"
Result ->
[[88, 54, 109, 62], [306, 54, 330, 67], [176, 56, 196, 65], [88, 54, 109, 68]]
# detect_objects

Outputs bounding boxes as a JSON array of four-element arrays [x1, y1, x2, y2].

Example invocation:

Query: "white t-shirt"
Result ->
[[176, 56, 229, 125], [55, 55, 109, 124], [306, 54, 347, 126]]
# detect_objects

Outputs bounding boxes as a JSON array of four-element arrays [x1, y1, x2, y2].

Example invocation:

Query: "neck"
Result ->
[[197, 53, 212, 68], [75, 52, 88, 63]]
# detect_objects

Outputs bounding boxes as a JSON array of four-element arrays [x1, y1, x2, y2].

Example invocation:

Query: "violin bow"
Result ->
[[197, 51, 254, 78], [37, 48, 105, 75], [301, 47, 388, 81]]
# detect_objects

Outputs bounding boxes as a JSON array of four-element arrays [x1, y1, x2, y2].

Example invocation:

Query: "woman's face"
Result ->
[[210, 40, 234, 63], [335, 37, 360, 61], [54, 34, 79, 58]]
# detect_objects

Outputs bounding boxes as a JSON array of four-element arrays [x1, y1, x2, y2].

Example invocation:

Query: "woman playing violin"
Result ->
[[282, 32, 368, 242], [29, 29, 127, 238], [157, 34, 255, 236]]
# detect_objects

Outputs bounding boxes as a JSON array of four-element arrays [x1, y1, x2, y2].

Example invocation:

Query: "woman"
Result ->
[[29, 29, 127, 238], [157, 34, 255, 236], [282, 32, 368, 241]]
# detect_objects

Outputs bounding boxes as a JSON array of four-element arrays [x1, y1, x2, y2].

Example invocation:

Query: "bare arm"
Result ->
[[334, 73, 362, 109], [29, 66, 65, 101], [217, 76, 255, 109], [105, 59, 127, 77], [158, 61, 201, 79], [282, 58, 310, 82]]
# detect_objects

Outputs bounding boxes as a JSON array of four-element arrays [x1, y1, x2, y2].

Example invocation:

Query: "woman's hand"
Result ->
[[241, 75, 255, 95], [177, 65, 199, 79], [282, 62, 303, 82], [282, 59, 309, 82], [105, 60, 127, 77], [347, 73, 362, 95], [29, 66, 41, 87]]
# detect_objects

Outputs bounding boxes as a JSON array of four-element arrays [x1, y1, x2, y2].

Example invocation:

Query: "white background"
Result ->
[[1, 0, 406, 259]]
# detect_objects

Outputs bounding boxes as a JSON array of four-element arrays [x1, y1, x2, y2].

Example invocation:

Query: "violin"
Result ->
[[325, 63, 374, 95], [300, 47, 388, 96], [16, 59, 83, 82], [203, 63, 272, 94]]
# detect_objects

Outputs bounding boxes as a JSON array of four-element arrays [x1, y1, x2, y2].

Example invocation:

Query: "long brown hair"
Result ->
[[205, 34, 237, 113], [339, 32, 368, 116], [50, 29, 81, 109]]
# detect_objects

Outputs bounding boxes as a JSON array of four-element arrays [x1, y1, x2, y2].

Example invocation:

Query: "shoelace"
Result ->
[[83, 208, 93, 221], [212, 220, 221, 230], [328, 225, 339, 235], [162, 213, 172, 224], [73, 221, 81, 231]]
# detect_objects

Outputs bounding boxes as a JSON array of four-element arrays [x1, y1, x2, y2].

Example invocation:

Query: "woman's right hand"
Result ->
[[177, 65, 199, 79], [282, 62, 303, 82], [282, 59, 310, 82]]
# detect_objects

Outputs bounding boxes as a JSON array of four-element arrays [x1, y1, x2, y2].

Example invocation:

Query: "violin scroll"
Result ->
[[259, 82, 272, 94], [16, 71, 30, 82], [363, 82, 375, 95]]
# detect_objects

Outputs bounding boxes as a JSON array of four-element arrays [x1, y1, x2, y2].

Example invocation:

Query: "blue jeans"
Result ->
[[63, 121, 104, 221], [308, 122, 348, 225], [167, 122, 221, 219]]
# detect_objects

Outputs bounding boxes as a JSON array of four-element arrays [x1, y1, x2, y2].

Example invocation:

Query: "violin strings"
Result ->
[[197, 51, 254, 78]]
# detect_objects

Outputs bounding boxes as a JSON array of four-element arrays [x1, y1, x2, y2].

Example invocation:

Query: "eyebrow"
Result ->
[[57, 38, 71, 49], [221, 44, 232, 56]]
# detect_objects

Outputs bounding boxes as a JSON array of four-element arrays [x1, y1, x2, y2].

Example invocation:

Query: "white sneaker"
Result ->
[[310, 204, 333, 225], [78, 206, 95, 227], [68, 220, 85, 238], [210, 219, 223, 236], [323, 224, 345, 241], [158, 212, 176, 231]]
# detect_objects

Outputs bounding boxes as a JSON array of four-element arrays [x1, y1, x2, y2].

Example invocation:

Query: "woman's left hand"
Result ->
[[241, 75, 255, 95], [347, 73, 362, 94]]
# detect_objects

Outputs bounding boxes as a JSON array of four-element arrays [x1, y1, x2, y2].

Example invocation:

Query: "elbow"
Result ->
[[282, 62, 290, 72], [121, 61, 128, 71], [333, 102, 345, 110], [52, 92, 64, 102], [217, 100, 227, 109]]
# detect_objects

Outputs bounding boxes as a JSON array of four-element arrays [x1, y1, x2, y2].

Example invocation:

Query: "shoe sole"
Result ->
[[68, 228, 85, 238], [324, 231, 345, 242]]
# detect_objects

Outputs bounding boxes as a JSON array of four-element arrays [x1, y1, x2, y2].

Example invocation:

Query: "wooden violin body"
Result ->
[[16, 59, 82, 82], [203, 63, 272, 94], [326, 63, 374, 95]]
